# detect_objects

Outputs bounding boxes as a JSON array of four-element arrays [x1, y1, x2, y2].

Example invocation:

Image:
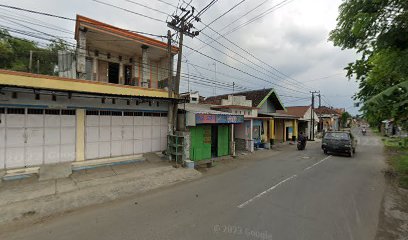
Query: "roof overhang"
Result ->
[[211, 105, 258, 110], [75, 15, 178, 59], [259, 112, 299, 119], [0, 70, 172, 99]]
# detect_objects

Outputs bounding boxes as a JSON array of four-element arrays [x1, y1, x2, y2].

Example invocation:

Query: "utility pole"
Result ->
[[167, 30, 175, 137], [310, 91, 320, 141], [318, 93, 321, 108], [29, 50, 33, 73], [167, 6, 200, 132], [36, 59, 40, 74]]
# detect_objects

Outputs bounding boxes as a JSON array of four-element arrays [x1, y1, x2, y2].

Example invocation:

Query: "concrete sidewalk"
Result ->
[[0, 160, 201, 226]]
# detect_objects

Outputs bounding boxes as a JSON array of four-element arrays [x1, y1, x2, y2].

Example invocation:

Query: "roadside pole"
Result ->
[[310, 91, 319, 141], [167, 30, 174, 137], [166, 6, 200, 166], [172, 19, 184, 135]]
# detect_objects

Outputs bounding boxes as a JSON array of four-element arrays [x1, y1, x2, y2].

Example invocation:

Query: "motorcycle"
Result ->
[[297, 139, 306, 150]]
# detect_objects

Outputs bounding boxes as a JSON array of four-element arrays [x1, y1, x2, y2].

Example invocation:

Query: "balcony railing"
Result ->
[[0, 50, 169, 91]]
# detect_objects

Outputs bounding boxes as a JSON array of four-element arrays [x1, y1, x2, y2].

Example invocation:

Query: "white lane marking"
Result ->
[[303, 155, 331, 171], [237, 156, 332, 209], [237, 174, 297, 209]]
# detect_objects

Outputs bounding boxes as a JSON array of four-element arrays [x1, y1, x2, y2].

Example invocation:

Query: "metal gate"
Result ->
[[0, 107, 76, 169], [85, 110, 167, 160]]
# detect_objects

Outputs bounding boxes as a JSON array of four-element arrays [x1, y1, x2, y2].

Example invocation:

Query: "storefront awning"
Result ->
[[179, 103, 244, 126]]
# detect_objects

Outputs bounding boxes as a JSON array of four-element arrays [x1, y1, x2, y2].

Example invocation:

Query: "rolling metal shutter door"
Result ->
[[85, 111, 111, 160], [85, 111, 166, 160], [5, 108, 26, 168], [45, 110, 76, 163], [134, 113, 143, 154], [2, 108, 76, 169]]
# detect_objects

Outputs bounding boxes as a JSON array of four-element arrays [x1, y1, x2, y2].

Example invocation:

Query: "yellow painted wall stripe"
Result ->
[[0, 70, 171, 98], [76, 109, 85, 162], [269, 119, 275, 139], [293, 119, 298, 139]]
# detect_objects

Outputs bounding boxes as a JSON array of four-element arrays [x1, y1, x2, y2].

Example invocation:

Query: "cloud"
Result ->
[[0, 0, 360, 114]]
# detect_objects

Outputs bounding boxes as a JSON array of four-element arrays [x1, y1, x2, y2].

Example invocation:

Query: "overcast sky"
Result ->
[[0, 0, 360, 114]]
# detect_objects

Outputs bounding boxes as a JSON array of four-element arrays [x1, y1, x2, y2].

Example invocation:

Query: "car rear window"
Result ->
[[324, 132, 350, 140]]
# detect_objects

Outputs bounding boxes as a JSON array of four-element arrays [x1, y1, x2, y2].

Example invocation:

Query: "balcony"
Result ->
[[0, 15, 179, 99]]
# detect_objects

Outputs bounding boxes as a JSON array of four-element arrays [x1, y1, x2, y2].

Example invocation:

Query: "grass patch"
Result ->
[[391, 154, 408, 189], [384, 137, 408, 189], [382, 137, 408, 149]]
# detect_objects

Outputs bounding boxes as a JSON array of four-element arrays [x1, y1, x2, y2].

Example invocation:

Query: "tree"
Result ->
[[0, 30, 71, 75], [329, 0, 408, 129], [341, 111, 352, 128]]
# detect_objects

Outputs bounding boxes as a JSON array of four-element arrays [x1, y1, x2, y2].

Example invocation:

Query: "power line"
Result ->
[[0, 4, 166, 38], [155, 0, 178, 8], [196, 32, 312, 91], [202, 24, 313, 91], [214, 0, 273, 36], [124, 0, 170, 16], [221, 0, 294, 37], [92, 0, 165, 23], [0, 4, 75, 21], [180, 42, 310, 95], [196, 0, 219, 19], [0, 11, 74, 34], [0, 4, 316, 99], [199, 0, 248, 32]]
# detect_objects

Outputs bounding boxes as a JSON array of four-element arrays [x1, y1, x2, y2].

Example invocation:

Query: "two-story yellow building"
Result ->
[[0, 15, 178, 172]]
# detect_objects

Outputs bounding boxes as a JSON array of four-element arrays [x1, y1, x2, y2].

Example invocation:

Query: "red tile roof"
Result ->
[[314, 106, 340, 115], [75, 15, 179, 53], [276, 106, 310, 118]]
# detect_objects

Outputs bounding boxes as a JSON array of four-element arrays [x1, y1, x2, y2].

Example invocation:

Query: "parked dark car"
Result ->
[[322, 131, 357, 157]]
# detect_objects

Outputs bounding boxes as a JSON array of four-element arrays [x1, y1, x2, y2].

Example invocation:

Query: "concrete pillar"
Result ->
[[269, 118, 275, 143], [119, 62, 124, 85], [249, 119, 254, 152], [92, 58, 98, 81], [230, 124, 235, 157], [76, 28, 87, 79], [75, 109, 85, 161], [141, 45, 150, 88], [293, 119, 298, 140]]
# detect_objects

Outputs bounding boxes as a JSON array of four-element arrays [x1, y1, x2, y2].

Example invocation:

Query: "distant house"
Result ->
[[179, 91, 202, 104], [203, 88, 299, 145], [314, 106, 341, 132], [277, 106, 318, 139]]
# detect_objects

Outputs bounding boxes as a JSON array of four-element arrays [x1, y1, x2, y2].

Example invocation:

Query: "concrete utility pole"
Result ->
[[167, 6, 200, 132], [167, 30, 175, 136], [310, 91, 320, 141]]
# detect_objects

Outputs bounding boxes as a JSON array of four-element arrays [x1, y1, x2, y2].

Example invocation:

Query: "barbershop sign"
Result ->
[[196, 114, 244, 124]]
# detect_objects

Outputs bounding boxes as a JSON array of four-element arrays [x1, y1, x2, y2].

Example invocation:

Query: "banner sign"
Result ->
[[196, 114, 244, 124]]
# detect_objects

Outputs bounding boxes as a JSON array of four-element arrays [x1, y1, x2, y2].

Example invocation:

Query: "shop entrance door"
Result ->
[[211, 125, 218, 157]]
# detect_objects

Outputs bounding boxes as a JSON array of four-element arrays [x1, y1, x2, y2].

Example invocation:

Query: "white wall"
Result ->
[[0, 91, 169, 112]]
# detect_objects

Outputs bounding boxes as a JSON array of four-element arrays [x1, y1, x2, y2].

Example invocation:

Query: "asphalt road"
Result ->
[[1, 128, 386, 240]]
